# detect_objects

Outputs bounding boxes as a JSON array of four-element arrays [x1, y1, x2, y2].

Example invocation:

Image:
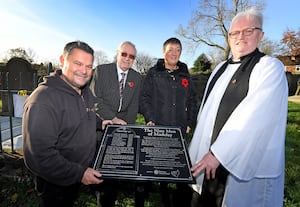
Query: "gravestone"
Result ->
[[0, 57, 36, 115]]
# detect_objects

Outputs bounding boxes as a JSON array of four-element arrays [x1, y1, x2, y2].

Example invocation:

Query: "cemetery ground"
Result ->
[[0, 101, 299, 207]]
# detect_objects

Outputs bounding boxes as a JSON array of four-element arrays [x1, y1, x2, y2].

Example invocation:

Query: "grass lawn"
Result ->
[[0, 101, 299, 207]]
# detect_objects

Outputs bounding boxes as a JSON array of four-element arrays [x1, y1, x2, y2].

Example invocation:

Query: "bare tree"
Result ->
[[133, 52, 156, 75], [177, 0, 264, 61], [208, 49, 225, 69], [258, 37, 281, 56], [94, 50, 110, 67], [26, 48, 37, 63], [1, 47, 36, 63]]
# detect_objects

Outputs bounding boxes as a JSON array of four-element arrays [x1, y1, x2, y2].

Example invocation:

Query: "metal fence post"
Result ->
[[6, 72, 15, 153], [0, 117, 2, 153]]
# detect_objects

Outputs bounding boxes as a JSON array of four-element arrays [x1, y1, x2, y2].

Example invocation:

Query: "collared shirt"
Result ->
[[117, 66, 128, 87]]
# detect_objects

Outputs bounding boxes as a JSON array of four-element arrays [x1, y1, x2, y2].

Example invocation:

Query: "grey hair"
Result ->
[[117, 41, 137, 54], [230, 7, 263, 31]]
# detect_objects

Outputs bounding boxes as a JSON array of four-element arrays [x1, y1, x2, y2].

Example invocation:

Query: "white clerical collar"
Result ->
[[228, 58, 242, 64]]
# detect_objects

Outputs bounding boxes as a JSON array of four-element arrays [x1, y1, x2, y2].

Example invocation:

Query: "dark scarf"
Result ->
[[199, 49, 265, 207], [203, 49, 265, 144], [156, 58, 189, 74]]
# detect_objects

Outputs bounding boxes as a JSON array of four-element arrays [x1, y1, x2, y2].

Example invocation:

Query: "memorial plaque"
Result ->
[[93, 125, 195, 183]]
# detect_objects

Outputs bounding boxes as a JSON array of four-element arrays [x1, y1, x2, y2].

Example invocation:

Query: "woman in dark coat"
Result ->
[[140, 38, 197, 138], [139, 37, 197, 207]]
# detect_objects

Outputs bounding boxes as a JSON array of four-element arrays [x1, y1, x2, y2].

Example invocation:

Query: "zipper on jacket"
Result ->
[[81, 95, 91, 119]]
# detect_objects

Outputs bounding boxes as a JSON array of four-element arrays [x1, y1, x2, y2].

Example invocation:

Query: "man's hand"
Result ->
[[81, 168, 103, 185], [101, 120, 113, 130], [191, 151, 220, 180], [146, 121, 155, 126], [112, 117, 127, 125]]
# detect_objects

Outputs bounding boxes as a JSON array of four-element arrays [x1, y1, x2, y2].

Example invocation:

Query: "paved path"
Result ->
[[0, 116, 23, 151], [288, 95, 300, 104]]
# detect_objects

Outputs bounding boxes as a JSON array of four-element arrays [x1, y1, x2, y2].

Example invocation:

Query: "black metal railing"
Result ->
[[0, 72, 37, 153]]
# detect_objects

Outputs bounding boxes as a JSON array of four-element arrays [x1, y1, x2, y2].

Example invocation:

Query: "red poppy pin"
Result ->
[[181, 78, 189, 88], [128, 82, 135, 88]]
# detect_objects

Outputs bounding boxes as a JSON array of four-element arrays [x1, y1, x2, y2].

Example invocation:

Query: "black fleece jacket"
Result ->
[[23, 70, 98, 186]]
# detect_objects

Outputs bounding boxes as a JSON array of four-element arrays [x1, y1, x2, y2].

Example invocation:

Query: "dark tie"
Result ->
[[119, 72, 126, 96], [118, 72, 126, 112]]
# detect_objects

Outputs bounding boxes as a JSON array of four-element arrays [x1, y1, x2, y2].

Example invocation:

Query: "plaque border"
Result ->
[[93, 125, 195, 184]]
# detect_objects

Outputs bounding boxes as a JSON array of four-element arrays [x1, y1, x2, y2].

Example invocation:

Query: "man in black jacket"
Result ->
[[23, 41, 111, 207]]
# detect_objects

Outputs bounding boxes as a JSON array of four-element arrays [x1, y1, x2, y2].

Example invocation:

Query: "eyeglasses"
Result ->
[[120, 52, 135, 60], [229, 27, 262, 39]]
